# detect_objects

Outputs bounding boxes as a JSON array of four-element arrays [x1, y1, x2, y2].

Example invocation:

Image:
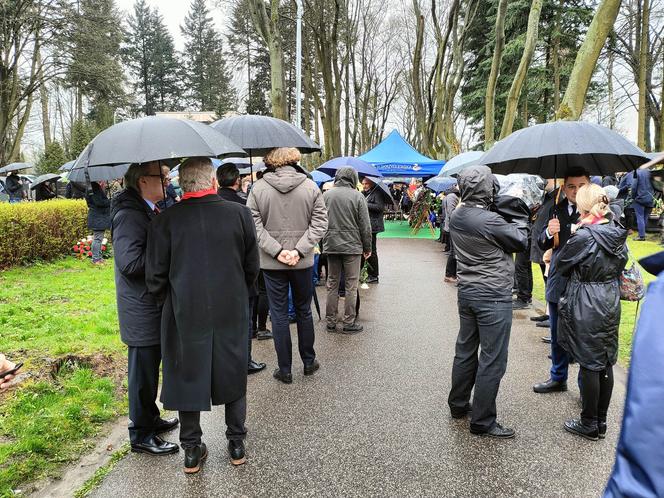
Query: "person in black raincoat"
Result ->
[[555, 184, 628, 441], [361, 177, 385, 283], [85, 181, 111, 264], [146, 157, 260, 473]]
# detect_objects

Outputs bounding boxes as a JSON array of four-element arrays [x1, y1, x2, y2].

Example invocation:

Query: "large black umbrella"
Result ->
[[68, 163, 130, 183], [362, 176, 396, 208], [58, 160, 76, 172], [74, 116, 246, 169], [30, 173, 61, 190], [0, 162, 32, 174], [479, 121, 649, 177]]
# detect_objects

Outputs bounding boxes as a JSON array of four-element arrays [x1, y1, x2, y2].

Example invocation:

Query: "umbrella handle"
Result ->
[[552, 185, 562, 249]]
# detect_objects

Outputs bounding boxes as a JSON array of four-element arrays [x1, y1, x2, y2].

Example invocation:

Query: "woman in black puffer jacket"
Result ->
[[556, 183, 628, 441]]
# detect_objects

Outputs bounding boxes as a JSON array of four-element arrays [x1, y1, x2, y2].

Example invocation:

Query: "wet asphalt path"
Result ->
[[91, 238, 623, 498]]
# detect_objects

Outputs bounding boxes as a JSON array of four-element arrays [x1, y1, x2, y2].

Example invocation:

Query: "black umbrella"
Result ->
[[0, 162, 32, 174], [30, 173, 61, 190], [361, 176, 396, 208], [68, 163, 130, 183], [479, 121, 649, 177], [58, 160, 76, 172]]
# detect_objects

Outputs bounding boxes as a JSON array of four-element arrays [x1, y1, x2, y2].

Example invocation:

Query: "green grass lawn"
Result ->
[[379, 220, 437, 239], [0, 258, 126, 496]]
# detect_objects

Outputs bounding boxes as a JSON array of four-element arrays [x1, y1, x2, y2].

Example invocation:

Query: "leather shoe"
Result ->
[[273, 369, 293, 384], [155, 417, 179, 435], [470, 422, 515, 439], [304, 359, 320, 376], [366, 276, 379, 284], [598, 420, 607, 439], [536, 320, 551, 328], [564, 418, 599, 441], [342, 323, 363, 334], [131, 435, 179, 456], [450, 404, 472, 419], [541, 336, 552, 344], [248, 360, 266, 374], [533, 378, 567, 393], [512, 299, 531, 310], [530, 314, 549, 322], [184, 443, 208, 474], [256, 329, 273, 340], [228, 440, 246, 466]]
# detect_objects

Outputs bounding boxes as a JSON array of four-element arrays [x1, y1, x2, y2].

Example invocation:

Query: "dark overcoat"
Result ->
[[556, 222, 628, 371], [146, 194, 260, 412], [86, 183, 111, 230], [364, 185, 385, 233]]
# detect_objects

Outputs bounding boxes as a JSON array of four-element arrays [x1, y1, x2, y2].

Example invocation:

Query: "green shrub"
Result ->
[[0, 200, 88, 269]]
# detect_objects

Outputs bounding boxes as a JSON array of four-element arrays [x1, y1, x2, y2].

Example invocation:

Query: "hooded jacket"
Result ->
[[110, 188, 161, 347], [556, 221, 628, 371], [450, 166, 530, 302], [5, 173, 23, 200], [86, 182, 111, 231], [631, 168, 655, 207], [322, 167, 372, 255], [247, 165, 328, 271]]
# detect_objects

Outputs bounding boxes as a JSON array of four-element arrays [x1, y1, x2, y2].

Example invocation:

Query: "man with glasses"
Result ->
[[111, 162, 179, 456]]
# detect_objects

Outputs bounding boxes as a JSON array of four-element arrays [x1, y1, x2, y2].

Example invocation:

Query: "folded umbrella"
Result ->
[[30, 173, 61, 190], [318, 157, 382, 178]]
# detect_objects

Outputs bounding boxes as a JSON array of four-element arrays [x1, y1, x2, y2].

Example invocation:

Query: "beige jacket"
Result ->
[[247, 166, 328, 270]]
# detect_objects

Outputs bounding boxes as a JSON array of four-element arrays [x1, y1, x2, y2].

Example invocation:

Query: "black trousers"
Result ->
[[128, 345, 161, 444], [367, 233, 379, 278], [445, 241, 457, 278], [179, 396, 248, 449], [251, 271, 269, 331], [448, 298, 513, 432], [579, 365, 614, 428], [514, 247, 533, 302]]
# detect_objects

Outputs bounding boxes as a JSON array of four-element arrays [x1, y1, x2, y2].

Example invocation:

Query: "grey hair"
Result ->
[[124, 163, 153, 191], [179, 157, 214, 193]]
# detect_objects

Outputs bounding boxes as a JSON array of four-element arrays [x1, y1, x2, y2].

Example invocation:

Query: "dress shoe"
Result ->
[[366, 276, 379, 284], [541, 336, 552, 344], [184, 443, 208, 474], [533, 378, 567, 393], [248, 360, 266, 374], [304, 359, 320, 376], [470, 422, 515, 439], [228, 440, 246, 466], [131, 435, 179, 456], [342, 323, 363, 334], [273, 369, 293, 384], [536, 320, 551, 328], [450, 404, 472, 419], [155, 417, 179, 435], [326, 324, 338, 333], [530, 314, 549, 322], [512, 299, 531, 310], [564, 419, 599, 441], [256, 329, 273, 340], [598, 420, 607, 439]]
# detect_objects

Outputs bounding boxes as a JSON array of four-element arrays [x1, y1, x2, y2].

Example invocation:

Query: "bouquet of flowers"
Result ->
[[72, 235, 110, 259]]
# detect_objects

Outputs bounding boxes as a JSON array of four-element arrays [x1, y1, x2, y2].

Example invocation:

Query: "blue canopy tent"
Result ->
[[358, 130, 445, 177]]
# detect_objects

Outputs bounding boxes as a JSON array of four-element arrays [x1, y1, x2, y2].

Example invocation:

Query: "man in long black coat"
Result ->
[[146, 157, 260, 474], [361, 177, 385, 283]]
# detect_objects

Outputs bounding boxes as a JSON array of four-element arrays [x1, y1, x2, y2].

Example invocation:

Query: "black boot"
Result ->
[[564, 419, 599, 441], [184, 443, 208, 474], [228, 440, 246, 466], [598, 418, 607, 439]]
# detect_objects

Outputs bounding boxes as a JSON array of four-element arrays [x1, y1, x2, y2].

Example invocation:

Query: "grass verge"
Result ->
[[73, 443, 130, 498]]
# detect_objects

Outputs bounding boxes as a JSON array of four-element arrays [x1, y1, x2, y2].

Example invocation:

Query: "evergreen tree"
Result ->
[[36, 141, 67, 175], [69, 119, 98, 159], [151, 10, 182, 112], [181, 0, 237, 115]]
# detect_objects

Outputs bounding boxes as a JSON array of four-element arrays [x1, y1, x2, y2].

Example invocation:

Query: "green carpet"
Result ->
[[379, 220, 438, 239]]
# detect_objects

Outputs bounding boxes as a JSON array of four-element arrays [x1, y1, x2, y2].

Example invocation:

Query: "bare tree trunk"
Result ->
[[608, 44, 616, 129], [552, 0, 561, 112], [500, 0, 543, 138], [36, 47, 51, 147], [484, 0, 508, 149], [637, 0, 650, 149], [558, 0, 622, 120]]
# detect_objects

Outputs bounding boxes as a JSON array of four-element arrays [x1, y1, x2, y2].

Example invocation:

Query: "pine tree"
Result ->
[[36, 141, 67, 175], [181, 0, 237, 115], [151, 10, 182, 112]]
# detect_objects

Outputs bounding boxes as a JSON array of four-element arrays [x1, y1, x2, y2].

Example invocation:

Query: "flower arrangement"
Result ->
[[72, 235, 111, 259]]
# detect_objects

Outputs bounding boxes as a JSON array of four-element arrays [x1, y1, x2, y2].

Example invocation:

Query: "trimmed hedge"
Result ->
[[0, 200, 89, 269]]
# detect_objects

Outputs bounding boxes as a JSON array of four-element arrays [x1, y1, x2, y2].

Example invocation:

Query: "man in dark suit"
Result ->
[[533, 166, 590, 394], [217, 164, 268, 374], [146, 157, 260, 473], [111, 162, 179, 456]]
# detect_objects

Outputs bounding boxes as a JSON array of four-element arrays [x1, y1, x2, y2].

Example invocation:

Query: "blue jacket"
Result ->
[[631, 169, 655, 207], [604, 251, 664, 498]]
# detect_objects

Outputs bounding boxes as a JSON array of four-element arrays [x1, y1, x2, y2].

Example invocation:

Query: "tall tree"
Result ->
[[484, 0, 509, 149], [637, 0, 650, 149]]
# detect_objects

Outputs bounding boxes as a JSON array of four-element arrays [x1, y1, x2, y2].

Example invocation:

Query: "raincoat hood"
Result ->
[[262, 165, 308, 194], [587, 222, 628, 257], [458, 165, 499, 208], [334, 167, 359, 189]]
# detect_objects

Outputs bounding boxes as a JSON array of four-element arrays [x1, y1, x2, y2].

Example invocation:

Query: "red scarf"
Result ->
[[181, 188, 217, 200]]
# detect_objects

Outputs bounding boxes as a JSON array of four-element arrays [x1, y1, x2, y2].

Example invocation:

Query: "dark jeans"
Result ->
[[448, 298, 513, 432], [549, 302, 569, 382], [579, 365, 614, 428], [367, 233, 379, 278], [92, 230, 105, 263], [179, 396, 247, 449], [633, 203, 652, 239], [263, 268, 316, 374], [514, 249, 533, 302], [128, 345, 161, 444], [445, 241, 457, 278]]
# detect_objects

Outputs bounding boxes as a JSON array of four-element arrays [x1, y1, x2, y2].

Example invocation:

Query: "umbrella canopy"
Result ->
[[439, 151, 484, 177], [73, 116, 246, 169], [68, 163, 130, 183], [425, 176, 458, 193], [311, 170, 332, 184], [0, 162, 32, 174], [30, 173, 61, 190], [58, 160, 76, 172], [222, 157, 267, 175], [479, 121, 649, 177], [363, 177, 396, 207], [210, 114, 320, 155], [318, 156, 382, 178]]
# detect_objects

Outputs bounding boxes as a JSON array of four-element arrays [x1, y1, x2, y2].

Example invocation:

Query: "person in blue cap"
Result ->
[[604, 249, 664, 497]]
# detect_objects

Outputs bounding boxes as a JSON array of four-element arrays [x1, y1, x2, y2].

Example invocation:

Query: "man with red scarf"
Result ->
[[146, 157, 260, 474]]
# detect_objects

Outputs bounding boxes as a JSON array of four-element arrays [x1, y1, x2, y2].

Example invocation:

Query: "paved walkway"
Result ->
[[92, 239, 624, 497]]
